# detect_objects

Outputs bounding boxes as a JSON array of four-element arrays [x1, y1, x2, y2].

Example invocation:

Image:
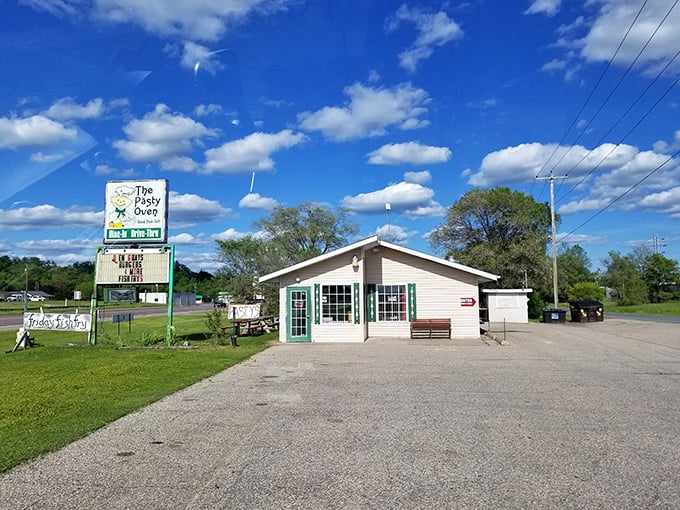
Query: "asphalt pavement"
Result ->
[[1, 317, 679, 509]]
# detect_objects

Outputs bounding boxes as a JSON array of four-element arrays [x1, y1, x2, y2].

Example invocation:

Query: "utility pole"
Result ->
[[653, 233, 666, 254], [536, 173, 567, 308]]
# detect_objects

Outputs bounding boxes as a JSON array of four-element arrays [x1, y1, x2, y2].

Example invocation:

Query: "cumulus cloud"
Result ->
[[211, 228, 253, 241], [375, 224, 417, 244], [239, 193, 278, 210], [204, 130, 307, 174], [0, 205, 102, 230], [168, 233, 211, 245], [26, 0, 282, 42], [168, 191, 232, 228], [403, 170, 431, 184], [386, 4, 464, 73], [0, 115, 77, 149], [114, 104, 216, 170], [525, 0, 561, 17], [43, 97, 105, 121], [16, 238, 98, 253], [468, 142, 639, 186], [341, 181, 443, 218], [543, 1, 680, 79], [367, 142, 451, 165], [640, 187, 680, 217], [298, 82, 430, 141]]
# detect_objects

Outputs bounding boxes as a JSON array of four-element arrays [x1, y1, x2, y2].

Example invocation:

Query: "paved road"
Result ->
[[0, 304, 215, 330], [1, 318, 679, 509]]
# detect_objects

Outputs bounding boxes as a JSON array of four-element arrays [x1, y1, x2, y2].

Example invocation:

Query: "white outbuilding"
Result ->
[[259, 235, 499, 343]]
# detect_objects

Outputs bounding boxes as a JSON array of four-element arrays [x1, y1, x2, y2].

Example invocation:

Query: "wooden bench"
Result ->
[[410, 318, 451, 339]]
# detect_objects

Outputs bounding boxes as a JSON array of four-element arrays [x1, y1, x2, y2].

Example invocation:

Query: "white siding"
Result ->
[[278, 250, 365, 343], [365, 247, 481, 338]]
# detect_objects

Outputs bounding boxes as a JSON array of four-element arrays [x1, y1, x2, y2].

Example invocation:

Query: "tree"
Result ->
[[215, 236, 268, 303], [568, 282, 605, 302], [557, 244, 594, 300], [601, 251, 647, 305], [254, 203, 358, 265], [640, 253, 680, 303], [430, 187, 552, 289]]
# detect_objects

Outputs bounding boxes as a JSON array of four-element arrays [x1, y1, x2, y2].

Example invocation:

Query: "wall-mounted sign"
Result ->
[[104, 179, 168, 244], [24, 313, 92, 332], [95, 247, 170, 284], [460, 297, 477, 307]]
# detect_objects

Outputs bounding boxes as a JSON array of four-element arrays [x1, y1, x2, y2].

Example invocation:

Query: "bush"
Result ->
[[528, 291, 546, 319], [568, 281, 605, 302], [204, 308, 227, 345]]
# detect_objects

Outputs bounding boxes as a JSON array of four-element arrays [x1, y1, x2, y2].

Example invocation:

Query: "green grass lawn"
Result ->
[[0, 312, 275, 473], [602, 299, 680, 315]]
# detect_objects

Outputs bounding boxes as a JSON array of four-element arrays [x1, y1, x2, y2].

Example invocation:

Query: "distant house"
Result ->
[[259, 235, 499, 343]]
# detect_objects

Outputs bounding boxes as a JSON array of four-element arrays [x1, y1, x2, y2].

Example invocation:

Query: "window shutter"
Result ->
[[365, 283, 376, 322], [314, 284, 320, 324], [353, 282, 360, 324], [407, 283, 417, 320]]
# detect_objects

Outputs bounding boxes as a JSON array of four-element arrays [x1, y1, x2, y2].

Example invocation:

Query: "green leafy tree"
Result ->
[[254, 202, 358, 265], [215, 236, 267, 303], [640, 253, 680, 303], [430, 187, 552, 290], [557, 244, 594, 301], [601, 251, 647, 305]]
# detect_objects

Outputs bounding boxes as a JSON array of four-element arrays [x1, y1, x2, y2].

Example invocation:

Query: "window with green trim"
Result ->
[[321, 284, 352, 323], [377, 284, 407, 321]]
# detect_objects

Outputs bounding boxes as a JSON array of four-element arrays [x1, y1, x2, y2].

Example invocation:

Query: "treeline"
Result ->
[[0, 256, 219, 300]]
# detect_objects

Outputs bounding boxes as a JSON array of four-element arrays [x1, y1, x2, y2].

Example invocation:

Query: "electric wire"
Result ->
[[557, 48, 680, 203], [548, 0, 679, 192], [560, 146, 680, 244], [531, 0, 650, 194]]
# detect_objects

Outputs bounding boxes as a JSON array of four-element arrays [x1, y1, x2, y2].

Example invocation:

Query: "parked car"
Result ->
[[29, 295, 46, 301], [7, 294, 25, 302]]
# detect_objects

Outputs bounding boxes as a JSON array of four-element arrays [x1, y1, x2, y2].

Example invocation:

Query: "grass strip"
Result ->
[[0, 312, 274, 472]]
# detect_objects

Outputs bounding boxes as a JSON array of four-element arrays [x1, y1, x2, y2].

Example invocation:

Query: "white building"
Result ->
[[259, 235, 499, 343]]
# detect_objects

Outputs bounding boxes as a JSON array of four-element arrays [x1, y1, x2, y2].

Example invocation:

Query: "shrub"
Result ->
[[568, 281, 605, 302]]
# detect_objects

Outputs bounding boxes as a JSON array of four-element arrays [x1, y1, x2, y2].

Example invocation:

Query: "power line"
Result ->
[[547, 0, 679, 188], [532, 0, 651, 190], [557, 56, 680, 203], [560, 147, 680, 243]]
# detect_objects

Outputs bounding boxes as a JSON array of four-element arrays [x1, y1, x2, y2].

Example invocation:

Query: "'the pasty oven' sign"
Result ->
[[104, 179, 168, 244]]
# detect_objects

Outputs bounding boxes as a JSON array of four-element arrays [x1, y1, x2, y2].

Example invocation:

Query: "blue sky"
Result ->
[[2, 0, 679, 274]]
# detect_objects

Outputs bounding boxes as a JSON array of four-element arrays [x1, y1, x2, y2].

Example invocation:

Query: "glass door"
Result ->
[[287, 287, 311, 342]]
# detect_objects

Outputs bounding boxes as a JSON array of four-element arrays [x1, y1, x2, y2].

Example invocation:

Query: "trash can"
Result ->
[[569, 300, 604, 322], [542, 307, 567, 323]]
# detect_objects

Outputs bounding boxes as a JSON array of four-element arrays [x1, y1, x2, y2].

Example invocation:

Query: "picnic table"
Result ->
[[222, 316, 279, 337]]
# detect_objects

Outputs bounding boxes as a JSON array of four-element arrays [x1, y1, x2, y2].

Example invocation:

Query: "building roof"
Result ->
[[259, 235, 500, 283]]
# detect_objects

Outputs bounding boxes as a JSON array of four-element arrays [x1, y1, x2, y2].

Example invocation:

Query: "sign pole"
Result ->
[[166, 245, 175, 344], [90, 248, 101, 345]]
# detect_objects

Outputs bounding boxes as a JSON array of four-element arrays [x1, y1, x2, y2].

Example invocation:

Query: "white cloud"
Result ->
[[211, 228, 252, 241], [31, 0, 283, 43], [386, 5, 464, 73], [239, 193, 278, 210], [168, 191, 232, 228], [525, 0, 561, 17], [204, 130, 307, 174], [341, 181, 443, 218], [168, 233, 211, 245], [468, 142, 639, 186], [375, 224, 417, 244], [113, 104, 216, 170], [16, 238, 98, 253], [0, 115, 77, 149], [298, 82, 430, 141], [403, 170, 431, 184], [43, 97, 105, 121], [367, 142, 451, 165], [641, 187, 680, 217], [29, 152, 67, 164], [0, 205, 102, 231]]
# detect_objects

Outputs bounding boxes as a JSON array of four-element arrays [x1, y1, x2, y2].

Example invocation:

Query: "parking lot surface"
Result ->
[[1, 318, 679, 509]]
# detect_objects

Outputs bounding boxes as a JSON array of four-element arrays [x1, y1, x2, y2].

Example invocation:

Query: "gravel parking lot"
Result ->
[[1, 317, 679, 509]]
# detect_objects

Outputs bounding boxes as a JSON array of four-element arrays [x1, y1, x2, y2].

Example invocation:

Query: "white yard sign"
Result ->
[[104, 179, 168, 244], [24, 313, 92, 332]]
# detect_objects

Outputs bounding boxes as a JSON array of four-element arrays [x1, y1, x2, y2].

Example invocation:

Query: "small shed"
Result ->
[[259, 235, 499, 343], [482, 288, 532, 324]]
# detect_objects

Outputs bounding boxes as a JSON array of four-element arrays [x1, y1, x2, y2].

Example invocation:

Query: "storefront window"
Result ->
[[377, 284, 406, 321], [321, 285, 352, 323]]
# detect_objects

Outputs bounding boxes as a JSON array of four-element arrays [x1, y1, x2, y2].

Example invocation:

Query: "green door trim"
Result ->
[[287, 286, 312, 342]]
